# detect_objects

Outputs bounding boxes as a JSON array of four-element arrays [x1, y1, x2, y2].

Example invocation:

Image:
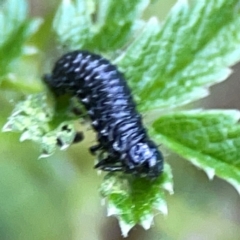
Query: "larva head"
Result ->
[[128, 141, 164, 178]]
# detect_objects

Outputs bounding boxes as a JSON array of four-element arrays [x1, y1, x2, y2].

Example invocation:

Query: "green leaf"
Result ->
[[53, 0, 149, 52], [0, 0, 28, 43], [2, 93, 77, 157], [0, 0, 42, 77], [53, 0, 93, 50], [152, 110, 240, 193], [117, 0, 240, 111], [100, 163, 173, 237], [87, 0, 149, 52]]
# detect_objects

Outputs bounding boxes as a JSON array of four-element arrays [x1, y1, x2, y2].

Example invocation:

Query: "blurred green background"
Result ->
[[1, 0, 240, 239]]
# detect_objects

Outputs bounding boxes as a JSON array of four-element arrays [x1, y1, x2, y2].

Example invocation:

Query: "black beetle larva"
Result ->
[[43, 50, 163, 178]]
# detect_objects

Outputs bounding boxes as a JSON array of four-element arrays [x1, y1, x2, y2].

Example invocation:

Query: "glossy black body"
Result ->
[[44, 50, 163, 178]]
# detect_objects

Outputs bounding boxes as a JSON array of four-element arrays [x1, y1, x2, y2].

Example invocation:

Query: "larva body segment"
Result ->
[[44, 50, 163, 178]]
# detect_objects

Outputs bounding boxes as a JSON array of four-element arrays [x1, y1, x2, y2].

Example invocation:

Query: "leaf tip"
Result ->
[[2, 122, 12, 132], [148, 16, 159, 25], [177, 0, 188, 5], [107, 202, 120, 216], [154, 199, 168, 215], [203, 167, 215, 180], [119, 219, 134, 238], [162, 182, 174, 194], [230, 110, 240, 122], [173, 0, 189, 10], [59, 143, 70, 150], [39, 151, 51, 159], [140, 213, 154, 230], [62, 0, 71, 5], [20, 131, 30, 142], [227, 178, 240, 195]]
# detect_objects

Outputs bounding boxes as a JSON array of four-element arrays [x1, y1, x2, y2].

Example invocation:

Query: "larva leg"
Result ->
[[73, 131, 84, 143], [89, 144, 102, 155], [94, 157, 110, 168], [95, 158, 123, 172], [99, 165, 123, 172]]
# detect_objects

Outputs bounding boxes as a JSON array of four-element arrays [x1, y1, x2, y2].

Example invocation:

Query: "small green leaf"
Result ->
[[53, 0, 93, 50], [152, 110, 240, 193], [2, 93, 77, 157], [0, 0, 42, 78], [100, 163, 173, 236], [0, 0, 28, 43], [117, 0, 240, 111], [86, 0, 149, 52], [53, 0, 150, 52]]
